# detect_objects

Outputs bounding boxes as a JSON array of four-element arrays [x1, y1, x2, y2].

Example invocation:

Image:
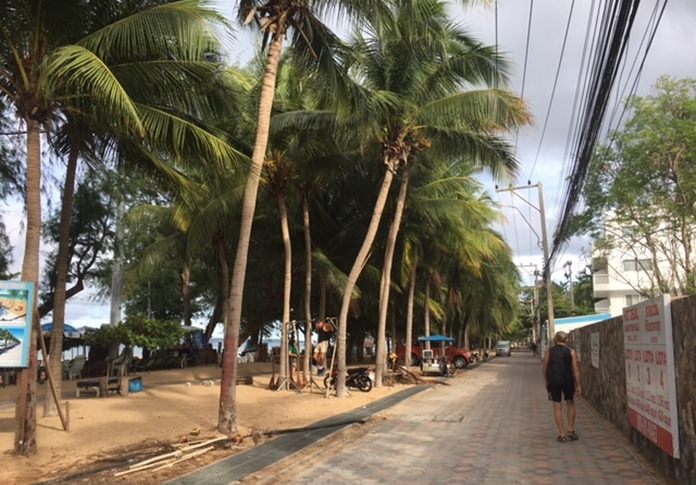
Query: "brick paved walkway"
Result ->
[[247, 352, 667, 484], [173, 352, 669, 485]]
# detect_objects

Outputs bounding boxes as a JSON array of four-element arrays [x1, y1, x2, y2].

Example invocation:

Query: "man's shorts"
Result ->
[[548, 382, 575, 403], [314, 340, 329, 354]]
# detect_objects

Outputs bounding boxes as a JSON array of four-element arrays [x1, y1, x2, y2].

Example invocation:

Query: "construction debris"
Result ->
[[114, 436, 228, 477]]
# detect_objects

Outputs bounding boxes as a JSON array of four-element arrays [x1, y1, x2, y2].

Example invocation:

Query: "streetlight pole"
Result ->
[[537, 183, 555, 343], [564, 260, 575, 311], [496, 182, 555, 350]]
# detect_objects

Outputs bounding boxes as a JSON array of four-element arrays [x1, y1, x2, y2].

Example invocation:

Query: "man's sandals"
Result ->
[[557, 431, 579, 442]]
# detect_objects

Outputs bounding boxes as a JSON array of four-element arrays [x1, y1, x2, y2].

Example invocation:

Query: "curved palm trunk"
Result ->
[[15, 119, 41, 455], [110, 200, 125, 326], [405, 255, 417, 367], [181, 264, 192, 326], [318, 273, 327, 320], [424, 272, 432, 349], [375, 170, 409, 386], [277, 192, 292, 389], [337, 161, 396, 398], [217, 235, 229, 337], [302, 192, 312, 387], [218, 32, 283, 434], [44, 143, 79, 417]]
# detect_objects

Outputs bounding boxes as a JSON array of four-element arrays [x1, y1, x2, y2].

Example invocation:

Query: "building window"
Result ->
[[623, 258, 653, 272], [625, 295, 637, 306]]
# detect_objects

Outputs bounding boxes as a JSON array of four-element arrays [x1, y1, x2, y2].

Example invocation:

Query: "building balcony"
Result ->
[[593, 272, 611, 297]]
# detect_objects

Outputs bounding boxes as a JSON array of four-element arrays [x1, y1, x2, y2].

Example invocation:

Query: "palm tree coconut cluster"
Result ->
[[1, 0, 529, 453]]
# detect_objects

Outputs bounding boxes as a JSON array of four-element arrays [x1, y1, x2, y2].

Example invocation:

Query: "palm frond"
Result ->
[[79, 0, 230, 64], [43, 45, 143, 136]]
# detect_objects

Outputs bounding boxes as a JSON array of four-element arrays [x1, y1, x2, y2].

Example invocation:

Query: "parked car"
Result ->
[[396, 335, 472, 369], [495, 340, 512, 357]]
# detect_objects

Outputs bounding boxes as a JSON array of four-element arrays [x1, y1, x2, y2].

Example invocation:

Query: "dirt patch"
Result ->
[[0, 364, 408, 484]]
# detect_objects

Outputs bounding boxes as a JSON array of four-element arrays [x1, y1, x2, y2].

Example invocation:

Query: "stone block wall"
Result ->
[[571, 295, 696, 483]]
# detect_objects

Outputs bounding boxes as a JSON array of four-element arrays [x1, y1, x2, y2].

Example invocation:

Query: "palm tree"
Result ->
[[0, 0, 232, 452], [220, 1, 385, 432], [335, 0, 530, 393]]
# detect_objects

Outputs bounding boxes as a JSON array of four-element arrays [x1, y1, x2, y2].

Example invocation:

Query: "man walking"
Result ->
[[313, 320, 333, 376], [543, 331, 581, 442]]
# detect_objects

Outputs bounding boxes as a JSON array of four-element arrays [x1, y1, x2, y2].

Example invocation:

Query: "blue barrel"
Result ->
[[128, 377, 143, 393]]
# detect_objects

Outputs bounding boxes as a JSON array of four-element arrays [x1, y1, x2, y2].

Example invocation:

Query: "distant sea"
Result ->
[[56, 337, 289, 363]]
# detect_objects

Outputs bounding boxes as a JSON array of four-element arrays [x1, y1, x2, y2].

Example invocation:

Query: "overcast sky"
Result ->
[[4, 0, 695, 326], [449, 0, 696, 285]]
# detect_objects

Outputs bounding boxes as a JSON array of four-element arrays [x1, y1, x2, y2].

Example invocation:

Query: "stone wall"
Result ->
[[571, 295, 696, 483]]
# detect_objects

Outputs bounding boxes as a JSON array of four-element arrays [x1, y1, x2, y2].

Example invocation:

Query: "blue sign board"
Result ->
[[0, 281, 35, 368]]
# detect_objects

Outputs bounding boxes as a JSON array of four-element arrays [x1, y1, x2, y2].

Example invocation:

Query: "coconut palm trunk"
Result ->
[[277, 192, 292, 389], [44, 143, 79, 417], [375, 169, 410, 386], [424, 272, 432, 349], [110, 199, 125, 326], [302, 192, 312, 386], [337, 159, 397, 397], [15, 119, 42, 454], [405, 256, 417, 367], [318, 273, 327, 320], [181, 264, 192, 326], [219, 32, 284, 434]]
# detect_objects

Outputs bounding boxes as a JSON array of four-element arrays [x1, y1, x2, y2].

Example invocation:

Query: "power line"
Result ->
[[529, 0, 577, 180], [551, 0, 650, 267], [514, 0, 535, 151], [605, 0, 668, 137], [495, 0, 499, 88]]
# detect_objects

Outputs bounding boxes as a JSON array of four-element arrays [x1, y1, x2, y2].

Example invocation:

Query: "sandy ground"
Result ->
[[0, 362, 406, 485]]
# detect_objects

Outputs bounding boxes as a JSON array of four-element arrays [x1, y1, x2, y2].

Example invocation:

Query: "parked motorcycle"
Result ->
[[324, 366, 373, 392], [471, 350, 489, 363]]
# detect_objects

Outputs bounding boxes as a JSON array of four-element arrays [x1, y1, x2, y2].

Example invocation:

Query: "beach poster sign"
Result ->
[[0, 281, 35, 368]]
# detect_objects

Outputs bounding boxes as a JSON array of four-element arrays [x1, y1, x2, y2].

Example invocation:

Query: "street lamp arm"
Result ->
[[501, 204, 541, 243]]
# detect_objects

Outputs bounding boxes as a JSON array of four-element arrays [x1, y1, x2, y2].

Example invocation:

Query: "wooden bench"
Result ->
[[75, 377, 121, 398], [75, 379, 100, 398]]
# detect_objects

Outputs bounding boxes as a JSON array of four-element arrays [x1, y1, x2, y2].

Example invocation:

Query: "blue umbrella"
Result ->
[[417, 335, 454, 343]]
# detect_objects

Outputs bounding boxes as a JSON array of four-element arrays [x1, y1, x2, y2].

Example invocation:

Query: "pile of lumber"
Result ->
[[114, 437, 228, 477], [386, 366, 452, 385]]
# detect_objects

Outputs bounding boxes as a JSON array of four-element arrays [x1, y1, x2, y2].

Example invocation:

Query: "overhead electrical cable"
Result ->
[[560, 0, 598, 183], [514, 0, 534, 151], [528, 0, 576, 180], [606, 0, 668, 137], [495, 0, 499, 88], [550, 0, 651, 269]]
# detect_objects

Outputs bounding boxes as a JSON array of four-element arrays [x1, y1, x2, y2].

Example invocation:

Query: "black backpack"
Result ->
[[547, 345, 571, 386]]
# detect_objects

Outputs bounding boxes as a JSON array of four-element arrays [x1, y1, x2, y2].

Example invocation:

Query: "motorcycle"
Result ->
[[324, 366, 373, 392], [471, 350, 489, 363]]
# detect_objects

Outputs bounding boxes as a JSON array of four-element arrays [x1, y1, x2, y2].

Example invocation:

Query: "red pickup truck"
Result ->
[[396, 335, 472, 369]]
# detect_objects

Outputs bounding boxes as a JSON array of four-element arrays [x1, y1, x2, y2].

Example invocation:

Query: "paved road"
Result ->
[[243, 352, 667, 484]]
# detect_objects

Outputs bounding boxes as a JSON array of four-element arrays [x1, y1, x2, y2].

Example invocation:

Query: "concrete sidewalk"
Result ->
[[169, 353, 670, 484]]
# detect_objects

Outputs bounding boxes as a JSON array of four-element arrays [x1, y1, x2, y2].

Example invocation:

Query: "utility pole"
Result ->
[[496, 182, 555, 349], [518, 263, 538, 343], [564, 260, 575, 311], [537, 183, 555, 342]]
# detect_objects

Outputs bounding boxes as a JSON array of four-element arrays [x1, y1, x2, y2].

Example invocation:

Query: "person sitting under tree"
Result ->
[[313, 320, 333, 376]]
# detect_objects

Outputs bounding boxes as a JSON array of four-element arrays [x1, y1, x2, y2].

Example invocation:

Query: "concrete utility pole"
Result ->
[[564, 260, 575, 310], [496, 183, 555, 348], [536, 183, 555, 342], [518, 263, 538, 343]]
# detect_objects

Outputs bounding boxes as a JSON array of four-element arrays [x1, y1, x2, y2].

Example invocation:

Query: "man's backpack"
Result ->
[[547, 345, 571, 387]]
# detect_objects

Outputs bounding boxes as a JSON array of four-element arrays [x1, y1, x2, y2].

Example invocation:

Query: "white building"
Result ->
[[591, 215, 694, 317]]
